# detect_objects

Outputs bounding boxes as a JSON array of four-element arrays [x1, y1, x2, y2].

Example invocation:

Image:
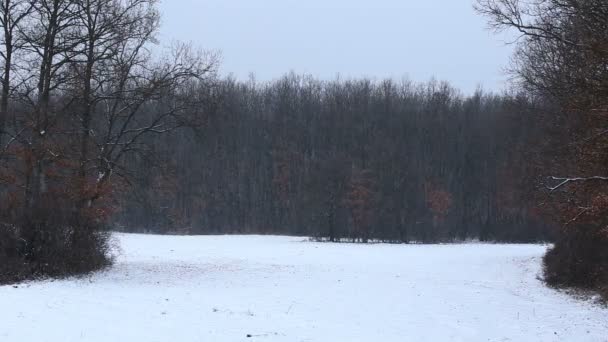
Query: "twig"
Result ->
[[548, 176, 608, 191]]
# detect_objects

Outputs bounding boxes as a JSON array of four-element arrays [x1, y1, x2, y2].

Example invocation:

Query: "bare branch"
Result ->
[[548, 176, 608, 191]]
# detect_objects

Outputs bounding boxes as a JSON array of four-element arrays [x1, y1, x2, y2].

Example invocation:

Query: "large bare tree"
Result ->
[[0, 0, 32, 153], [476, 0, 608, 297], [0, 0, 217, 281]]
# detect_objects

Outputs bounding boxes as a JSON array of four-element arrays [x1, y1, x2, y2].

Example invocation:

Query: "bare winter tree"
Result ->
[[0, 0, 217, 282], [0, 0, 32, 157], [476, 0, 608, 298], [68, 0, 217, 210], [17, 0, 83, 212], [70, 0, 161, 207], [475, 0, 608, 111]]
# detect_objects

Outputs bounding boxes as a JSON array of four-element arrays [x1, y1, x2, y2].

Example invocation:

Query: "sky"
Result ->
[[158, 0, 516, 94]]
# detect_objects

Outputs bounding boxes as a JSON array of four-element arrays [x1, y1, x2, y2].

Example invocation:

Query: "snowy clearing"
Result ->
[[1, 234, 607, 342]]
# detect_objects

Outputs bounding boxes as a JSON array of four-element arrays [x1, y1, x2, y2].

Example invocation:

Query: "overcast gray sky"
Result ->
[[158, 0, 515, 93]]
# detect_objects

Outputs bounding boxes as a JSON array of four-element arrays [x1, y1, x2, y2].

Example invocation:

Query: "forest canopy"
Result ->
[[114, 74, 554, 243]]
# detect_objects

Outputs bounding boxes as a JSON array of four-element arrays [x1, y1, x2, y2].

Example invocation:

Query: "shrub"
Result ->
[[544, 225, 608, 301], [0, 208, 112, 285]]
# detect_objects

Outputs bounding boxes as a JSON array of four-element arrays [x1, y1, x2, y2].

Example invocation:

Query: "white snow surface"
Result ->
[[1, 234, 607, 342]]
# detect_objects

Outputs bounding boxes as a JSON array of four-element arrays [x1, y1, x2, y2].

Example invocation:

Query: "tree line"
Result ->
[[113, 74, 554, 243]]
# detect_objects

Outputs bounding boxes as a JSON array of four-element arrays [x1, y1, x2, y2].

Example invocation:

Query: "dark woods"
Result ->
[[114, 75, 554, 243]]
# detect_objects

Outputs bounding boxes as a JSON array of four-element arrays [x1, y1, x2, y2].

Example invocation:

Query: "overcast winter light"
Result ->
[[158, 0, 515, 93], [1, 0, 606, 341]]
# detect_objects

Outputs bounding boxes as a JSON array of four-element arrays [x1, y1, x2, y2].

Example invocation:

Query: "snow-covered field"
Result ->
[[1, 234, 607, 342]]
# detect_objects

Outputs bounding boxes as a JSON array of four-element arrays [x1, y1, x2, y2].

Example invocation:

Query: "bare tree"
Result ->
[[0, 0, 32, 149], [69, 0, 160, 207], [87, 42, 217, 207], [475, 0, 608, 111], [476, 0, 608, 298], [476, 0, 608, 196], [0, 0, 217, 282], [18, 0, 83, 211]]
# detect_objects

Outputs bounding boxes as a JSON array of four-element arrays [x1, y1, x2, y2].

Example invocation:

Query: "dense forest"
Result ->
[[114, 75, 553, 243]]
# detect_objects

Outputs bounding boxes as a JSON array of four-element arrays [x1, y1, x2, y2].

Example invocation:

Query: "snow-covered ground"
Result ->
[[1, 234, 607, 342]]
